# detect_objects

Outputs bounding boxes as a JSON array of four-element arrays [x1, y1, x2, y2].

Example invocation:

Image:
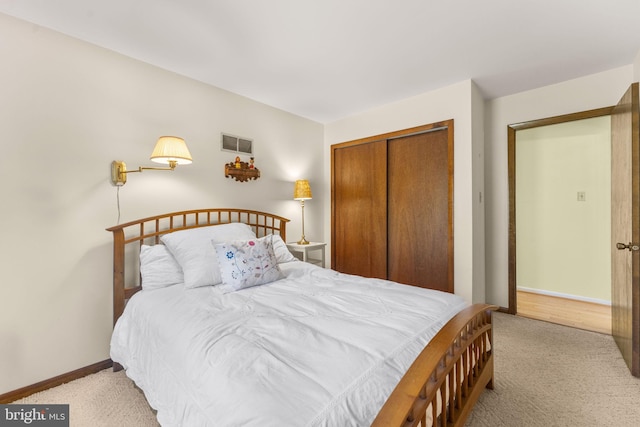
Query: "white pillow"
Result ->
[[214, 235, 283, 293], [270, 234, 298, 263], [139, 245, 183, 290], [160, 223, 256, 289]]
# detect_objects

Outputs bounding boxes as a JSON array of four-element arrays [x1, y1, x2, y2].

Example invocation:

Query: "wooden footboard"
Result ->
[[373, 304, 497, 427]]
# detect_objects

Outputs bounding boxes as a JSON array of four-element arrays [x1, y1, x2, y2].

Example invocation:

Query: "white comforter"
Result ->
[[110, 261, 468, 427]]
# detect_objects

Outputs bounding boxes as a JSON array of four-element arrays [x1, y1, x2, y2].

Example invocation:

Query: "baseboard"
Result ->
[[517, 287, 611, 306], [0, 359, 113, 404], [517, 289, 612, 335]]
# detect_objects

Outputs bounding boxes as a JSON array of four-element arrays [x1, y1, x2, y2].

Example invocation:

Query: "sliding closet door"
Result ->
[[332, 121, 454, 292], [332, 140, 387, 279], [387, 128, 453, 292]]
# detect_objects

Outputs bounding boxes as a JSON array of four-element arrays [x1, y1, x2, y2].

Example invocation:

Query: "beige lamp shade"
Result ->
[[150, 136, 193, 165], [293, 179, 312, 200]]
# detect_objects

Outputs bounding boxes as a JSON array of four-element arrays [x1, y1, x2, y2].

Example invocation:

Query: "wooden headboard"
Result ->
[[106, 208, 289, 327]]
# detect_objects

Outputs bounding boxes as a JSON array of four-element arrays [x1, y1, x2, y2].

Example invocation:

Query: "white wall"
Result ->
[[323, 80, 485, 304], [516, 117, 611, 302], [0, 13, 323, 394], [485, 66, 634, 308]]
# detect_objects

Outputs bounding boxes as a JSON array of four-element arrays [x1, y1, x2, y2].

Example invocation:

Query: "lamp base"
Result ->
[[297, 237, 310, 245]]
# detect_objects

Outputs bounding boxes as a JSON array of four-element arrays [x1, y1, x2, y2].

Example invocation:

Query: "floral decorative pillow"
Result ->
[[213, 235, 283, 293]]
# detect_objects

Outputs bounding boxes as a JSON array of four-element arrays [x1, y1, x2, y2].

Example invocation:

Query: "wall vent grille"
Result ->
[[221, 133, 253, 155]]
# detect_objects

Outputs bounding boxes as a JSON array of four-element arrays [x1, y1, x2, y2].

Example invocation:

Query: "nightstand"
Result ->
[[286, 242, 326, 268]]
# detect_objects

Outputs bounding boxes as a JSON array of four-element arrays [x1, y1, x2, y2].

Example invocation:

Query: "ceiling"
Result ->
[[1, 0, 639, 123]]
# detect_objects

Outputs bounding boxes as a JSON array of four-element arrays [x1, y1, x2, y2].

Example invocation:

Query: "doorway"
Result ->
[[508, 108, 614, 333]]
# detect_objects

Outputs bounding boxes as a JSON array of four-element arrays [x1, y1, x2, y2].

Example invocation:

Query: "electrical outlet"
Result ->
[[577, 191, 586, 201]]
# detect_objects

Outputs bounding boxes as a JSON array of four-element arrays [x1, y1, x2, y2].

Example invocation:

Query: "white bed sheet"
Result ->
[[110, 261, 468, 427]]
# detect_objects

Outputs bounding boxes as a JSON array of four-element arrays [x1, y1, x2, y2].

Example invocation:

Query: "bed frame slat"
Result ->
[[372, 304, 497, 427]]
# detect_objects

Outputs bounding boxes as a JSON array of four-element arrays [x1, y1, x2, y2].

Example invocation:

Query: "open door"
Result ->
[[611, 82, 640, 377]]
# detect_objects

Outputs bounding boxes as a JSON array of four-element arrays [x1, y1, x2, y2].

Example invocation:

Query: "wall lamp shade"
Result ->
[[293, 179, 312, 244], [150, 136, 193, 166], [111, 136, 193, 186]]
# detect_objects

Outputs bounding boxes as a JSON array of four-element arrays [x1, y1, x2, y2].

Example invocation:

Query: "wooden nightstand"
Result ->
[[285, 242, 326, 268]]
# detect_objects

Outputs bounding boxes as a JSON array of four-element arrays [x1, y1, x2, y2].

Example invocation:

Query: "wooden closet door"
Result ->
[[332, 140, 387, 279], [387, 129, 453, 292]]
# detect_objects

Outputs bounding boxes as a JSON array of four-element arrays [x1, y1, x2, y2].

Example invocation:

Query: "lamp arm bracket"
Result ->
[[135, 166, 175, 173], [111, 160, 177, 186]]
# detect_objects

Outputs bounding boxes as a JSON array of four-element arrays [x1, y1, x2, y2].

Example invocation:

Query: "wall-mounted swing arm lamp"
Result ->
[[111, 136, 193, 186], [293, 179, 312, 245]]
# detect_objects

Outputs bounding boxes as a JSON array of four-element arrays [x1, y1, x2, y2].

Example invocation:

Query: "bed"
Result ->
[[107, 208, 496, 427]]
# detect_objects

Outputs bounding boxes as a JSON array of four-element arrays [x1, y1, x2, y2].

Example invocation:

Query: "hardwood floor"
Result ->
[[517, 290, 611, 335]]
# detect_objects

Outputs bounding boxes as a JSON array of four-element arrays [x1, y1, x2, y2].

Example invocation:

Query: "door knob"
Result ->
[[616, 242, 640, 251]]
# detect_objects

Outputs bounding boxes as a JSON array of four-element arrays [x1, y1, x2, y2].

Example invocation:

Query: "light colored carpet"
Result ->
[[465, 313, 640, 427], [13, 313, 640, 426], [12, 368, 158, 427]]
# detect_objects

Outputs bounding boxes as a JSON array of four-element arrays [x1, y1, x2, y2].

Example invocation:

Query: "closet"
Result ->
[[331, 120, 454, 293]]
